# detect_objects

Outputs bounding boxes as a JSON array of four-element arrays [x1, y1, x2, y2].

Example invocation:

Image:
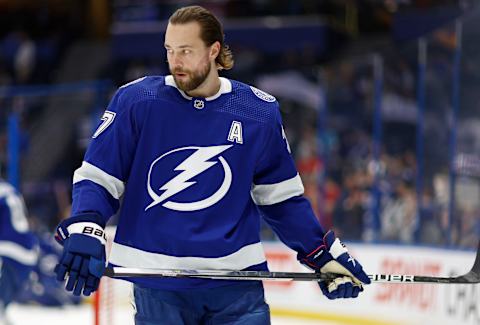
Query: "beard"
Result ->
[[172, 61, 211, 93]]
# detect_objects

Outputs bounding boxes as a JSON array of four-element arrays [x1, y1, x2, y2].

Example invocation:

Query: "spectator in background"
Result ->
[[333, 171, 367, 241], [13, 31, 36, 84], [320, 177, 341, 231], [380, 178, 417, 243], [297, 126, 322, 216], [416, 188, 444, 245], [454, 207, 479, 249]]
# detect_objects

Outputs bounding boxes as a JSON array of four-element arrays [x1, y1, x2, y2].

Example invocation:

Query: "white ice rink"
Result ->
[[6, 303, 335, 325]]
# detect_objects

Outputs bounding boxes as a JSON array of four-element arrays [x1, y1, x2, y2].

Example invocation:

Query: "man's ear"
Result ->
[[210, 41, 221, 61]]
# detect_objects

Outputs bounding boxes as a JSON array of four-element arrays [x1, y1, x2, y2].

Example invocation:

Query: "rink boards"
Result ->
[[263, 242, 479, 325]]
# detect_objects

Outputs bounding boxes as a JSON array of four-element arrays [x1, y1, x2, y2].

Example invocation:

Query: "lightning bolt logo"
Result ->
[[146, 145, 233, 211]]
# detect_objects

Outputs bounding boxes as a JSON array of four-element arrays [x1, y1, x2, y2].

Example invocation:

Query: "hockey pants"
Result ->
[[133, 281, 271, 325]]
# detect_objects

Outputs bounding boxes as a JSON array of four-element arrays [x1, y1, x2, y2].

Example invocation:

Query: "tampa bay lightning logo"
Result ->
[[146, 145, 233, 212]]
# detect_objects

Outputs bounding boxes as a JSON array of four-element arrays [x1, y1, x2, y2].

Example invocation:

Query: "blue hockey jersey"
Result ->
[[0, 180, 38, 271], [71, 75, 325, 289]]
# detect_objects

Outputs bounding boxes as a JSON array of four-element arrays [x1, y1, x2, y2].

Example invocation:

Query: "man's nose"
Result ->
[[171, 53, 183, 67]]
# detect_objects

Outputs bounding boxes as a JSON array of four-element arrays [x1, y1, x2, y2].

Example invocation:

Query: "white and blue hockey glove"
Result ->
[[300, 230, 370, 299], [54, 214, 106, 297]]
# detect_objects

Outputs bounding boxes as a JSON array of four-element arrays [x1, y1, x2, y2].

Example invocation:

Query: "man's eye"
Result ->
[[183, 49, 191, 54]]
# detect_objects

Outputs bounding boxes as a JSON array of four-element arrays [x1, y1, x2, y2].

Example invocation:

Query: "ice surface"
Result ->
[[6, 303, 334, 325]]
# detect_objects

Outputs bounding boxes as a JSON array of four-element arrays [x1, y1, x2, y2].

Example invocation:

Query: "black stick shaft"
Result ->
[[103, 241, 480, 284], [104, 267, 480, 284]]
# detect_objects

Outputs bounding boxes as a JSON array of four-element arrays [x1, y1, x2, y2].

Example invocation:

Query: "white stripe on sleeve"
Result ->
[[73, 161, 125, 199], [0, 241, 38, 266], [108, 242, 266, 271], [251, 173, 304, 205]]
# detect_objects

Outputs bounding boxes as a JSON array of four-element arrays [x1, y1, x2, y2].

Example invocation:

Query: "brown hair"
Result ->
[[169, 5, 234, 70]]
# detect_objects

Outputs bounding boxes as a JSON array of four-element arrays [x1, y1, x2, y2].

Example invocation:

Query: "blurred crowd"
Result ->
[[1, 0, 479, 250], [112, 0, 346, 22]]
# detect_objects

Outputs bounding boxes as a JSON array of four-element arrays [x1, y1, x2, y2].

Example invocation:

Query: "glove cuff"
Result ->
[[56, 213, 106, 245], [299, 243, 330, 271], [299, 230, 348, 271], [323, 231, 349, 259], [65, 222, 107, 245]]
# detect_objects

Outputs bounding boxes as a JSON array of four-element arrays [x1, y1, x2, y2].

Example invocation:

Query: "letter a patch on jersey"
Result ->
[[228, 121, 243, 144]]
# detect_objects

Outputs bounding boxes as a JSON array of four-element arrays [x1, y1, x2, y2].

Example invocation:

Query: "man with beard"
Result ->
[[54, 5, 370, 324]]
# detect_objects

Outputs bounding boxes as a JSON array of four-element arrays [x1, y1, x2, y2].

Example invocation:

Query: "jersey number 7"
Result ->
[[92, 111, 116, 139]]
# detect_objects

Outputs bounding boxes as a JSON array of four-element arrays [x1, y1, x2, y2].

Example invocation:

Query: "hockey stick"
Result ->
[[103, 242, 480, 284]]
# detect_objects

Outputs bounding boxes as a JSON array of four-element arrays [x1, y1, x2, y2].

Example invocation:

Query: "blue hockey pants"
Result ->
[[133, 281, 271, 325], [0, 259, 25, 308]]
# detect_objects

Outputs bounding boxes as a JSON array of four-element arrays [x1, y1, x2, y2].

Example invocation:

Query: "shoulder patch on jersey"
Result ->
[[249, 86, 276, 102]]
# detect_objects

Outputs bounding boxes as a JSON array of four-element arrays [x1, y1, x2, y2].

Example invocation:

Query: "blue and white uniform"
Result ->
[[0, 180, 38, 270], [71, 75, 325, 290], [0, 180, 38, 308]]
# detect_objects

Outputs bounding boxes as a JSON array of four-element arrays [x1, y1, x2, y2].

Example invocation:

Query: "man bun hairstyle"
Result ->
[[169, 5, 234, 70]]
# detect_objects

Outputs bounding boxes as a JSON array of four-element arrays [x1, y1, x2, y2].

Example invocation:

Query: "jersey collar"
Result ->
[[165, 75, 232, 101]]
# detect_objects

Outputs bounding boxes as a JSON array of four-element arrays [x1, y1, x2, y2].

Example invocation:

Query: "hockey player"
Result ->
[[54, 5, 370, 324], [0, 179, 38, 322]]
